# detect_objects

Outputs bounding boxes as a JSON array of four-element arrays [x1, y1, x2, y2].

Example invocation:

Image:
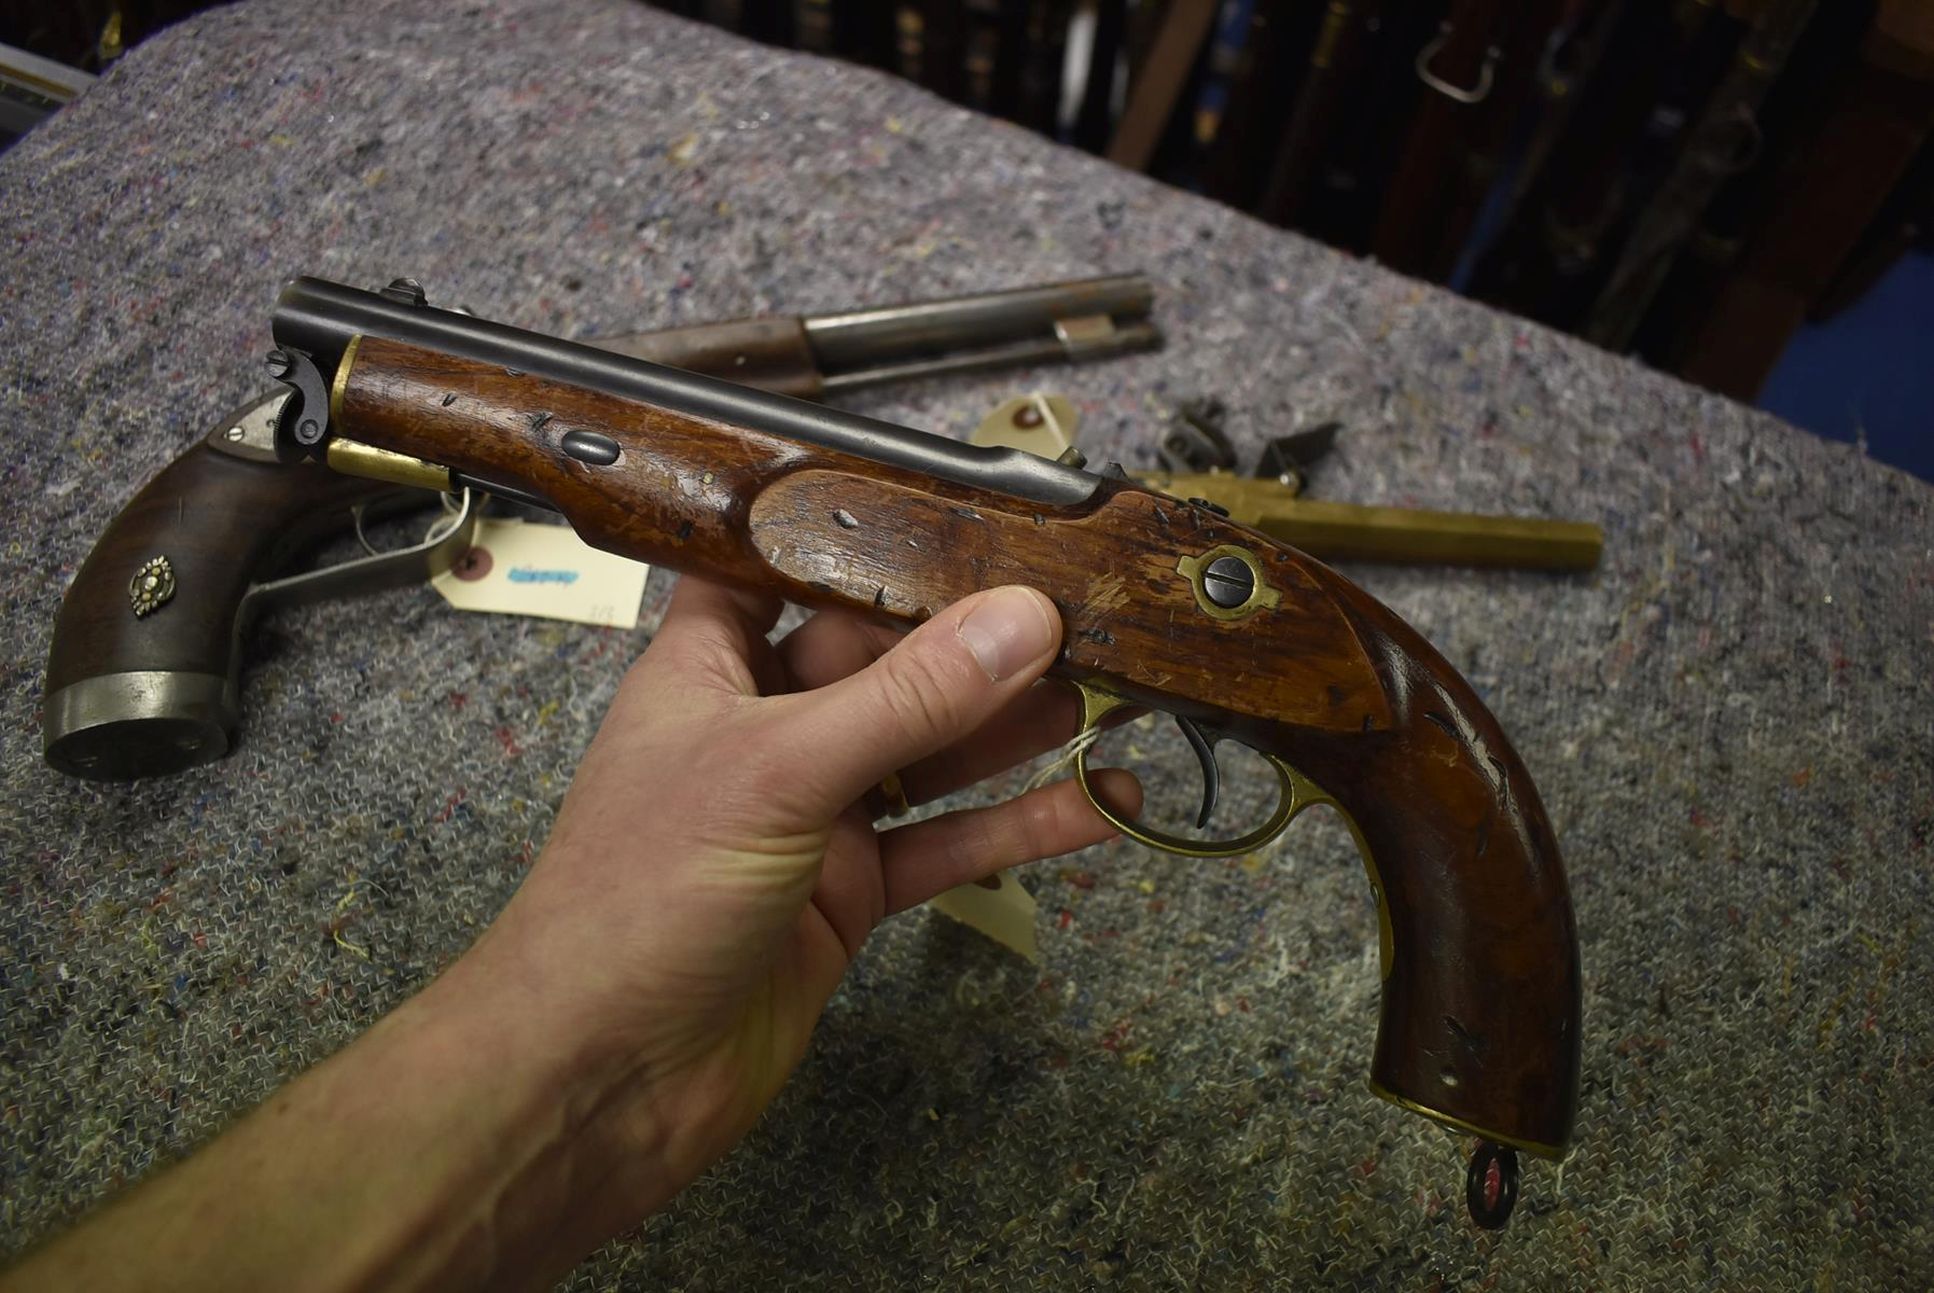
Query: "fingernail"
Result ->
[[957, 587, 1056, 682]]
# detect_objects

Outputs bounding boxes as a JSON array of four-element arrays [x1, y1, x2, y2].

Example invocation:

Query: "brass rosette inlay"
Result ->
[[129, 556, 176, 618]]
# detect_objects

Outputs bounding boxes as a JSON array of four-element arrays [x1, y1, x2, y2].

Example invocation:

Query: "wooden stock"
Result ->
[[46, 449, 390, 702], [335, 335, 1582, 1157], [41, 442, 403, 779]]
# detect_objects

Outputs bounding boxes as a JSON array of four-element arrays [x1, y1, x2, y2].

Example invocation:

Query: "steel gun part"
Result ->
[[263, 276, 1581, 1225], [596, 273, 1160, 397], [43, 274, 1162, 782]]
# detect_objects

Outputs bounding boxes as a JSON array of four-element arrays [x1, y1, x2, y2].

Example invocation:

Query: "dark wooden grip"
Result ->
[[337, 338, 1580, 1154], [43, 442, 391, 778]]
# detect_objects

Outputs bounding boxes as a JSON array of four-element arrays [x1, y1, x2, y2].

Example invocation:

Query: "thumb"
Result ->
[[772, 586, 1063, 812]]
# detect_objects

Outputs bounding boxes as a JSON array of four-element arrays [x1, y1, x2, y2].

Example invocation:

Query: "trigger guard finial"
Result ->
[[1466, 1141, 1521, 1229]]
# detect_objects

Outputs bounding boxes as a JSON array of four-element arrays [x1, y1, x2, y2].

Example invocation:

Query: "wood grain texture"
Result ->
[[45, 444, 392, 695], [337, 335, 1581, 1155]]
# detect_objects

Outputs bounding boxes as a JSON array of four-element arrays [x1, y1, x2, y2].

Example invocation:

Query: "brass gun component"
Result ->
[[1138, 470, 1603, 571]]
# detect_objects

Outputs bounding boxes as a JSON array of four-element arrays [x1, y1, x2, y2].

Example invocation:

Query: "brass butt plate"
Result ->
[[1366, 1077, 1569, 1162]]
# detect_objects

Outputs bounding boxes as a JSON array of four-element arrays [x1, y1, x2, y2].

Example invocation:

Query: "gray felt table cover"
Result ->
[[3, 1, 1931, 1287]]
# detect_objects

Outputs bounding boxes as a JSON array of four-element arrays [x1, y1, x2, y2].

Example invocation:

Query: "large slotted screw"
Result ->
[[1202, 555, 1254, 608]]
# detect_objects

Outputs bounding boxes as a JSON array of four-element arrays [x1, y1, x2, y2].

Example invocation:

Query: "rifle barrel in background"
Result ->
[[597, 274, 1160, 397]]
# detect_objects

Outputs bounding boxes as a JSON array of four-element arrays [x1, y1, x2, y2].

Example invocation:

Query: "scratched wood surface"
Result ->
[[43, 446, 391, 698], [338, 334, 1582, 1156]]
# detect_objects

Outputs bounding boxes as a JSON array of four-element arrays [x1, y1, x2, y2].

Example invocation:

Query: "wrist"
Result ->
[[14, 920, 692, 1293], [420, 931, 678, 1227], [432, 907, 747, 1231]]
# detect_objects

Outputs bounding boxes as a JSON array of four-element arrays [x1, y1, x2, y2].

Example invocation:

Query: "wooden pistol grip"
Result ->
[[1274, 582, 1582, 1158], [336, 338, 1581, 1154], [43, 442, 392, 779], [589, 317, 824, 400]]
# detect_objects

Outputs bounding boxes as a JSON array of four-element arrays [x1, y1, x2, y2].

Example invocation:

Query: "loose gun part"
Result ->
[[593, 273, 1159, 397], [975, 391, 1605, 571], [265, 277, 1582, 1224], [1140, 471, 1605, 571]]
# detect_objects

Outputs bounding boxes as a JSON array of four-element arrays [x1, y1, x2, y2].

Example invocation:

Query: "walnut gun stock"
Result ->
[[264, 277, 1581, 1226], [44, 276, 1158, 781]]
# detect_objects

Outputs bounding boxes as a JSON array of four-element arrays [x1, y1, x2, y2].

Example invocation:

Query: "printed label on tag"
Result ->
[[431, 518, 647, 629], [929, 871, 1040, 963]]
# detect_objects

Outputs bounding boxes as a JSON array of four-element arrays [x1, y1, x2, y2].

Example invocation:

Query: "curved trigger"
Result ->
[[1174, 716, 1220, 828]]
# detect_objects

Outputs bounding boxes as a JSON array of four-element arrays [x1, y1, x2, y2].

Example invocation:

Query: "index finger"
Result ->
[[640, 575, 787, 696]]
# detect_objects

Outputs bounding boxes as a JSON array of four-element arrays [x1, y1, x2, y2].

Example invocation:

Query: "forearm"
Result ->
[[12, 575, 1106, 1289], [8, 940, 668, 1292]]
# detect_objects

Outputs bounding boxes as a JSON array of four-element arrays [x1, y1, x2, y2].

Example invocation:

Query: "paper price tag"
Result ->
[[928, 871, 1040, 963], [969, 392, 1080, 457], [430, 517, 648, 629]]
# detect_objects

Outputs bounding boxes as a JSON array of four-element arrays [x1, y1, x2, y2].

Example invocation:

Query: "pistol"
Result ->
[[249, 277, 1581, 1226], [43, 276, 1157, 782]]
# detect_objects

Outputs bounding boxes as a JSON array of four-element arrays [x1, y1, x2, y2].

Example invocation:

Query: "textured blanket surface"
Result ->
[[2, 1, 1929, 1286]]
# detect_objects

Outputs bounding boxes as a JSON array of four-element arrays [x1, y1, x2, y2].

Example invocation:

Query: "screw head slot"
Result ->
[[1202, 555, 1253, 608], [1174, 545, 1282, 621]]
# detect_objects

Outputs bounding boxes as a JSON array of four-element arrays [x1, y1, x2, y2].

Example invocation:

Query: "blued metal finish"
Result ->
[[1068, 682, 1306, 860], [43, 670, 236, 780], [1201, 554, 1253, 608], [1065, 679, 1395, 986], [816, 322, 1161, 393], [272, 278, 1102, 507], [1254, 422, 1341, 490], [1175, 544, 1282, 621], [380, 276, 427, 306], [560, 429, 622, 466], [801, 274, 1153, 366], [1174, 715, 1221, 827], [1465, 1142, 1521, 1229], [267, 347, 330, 450]]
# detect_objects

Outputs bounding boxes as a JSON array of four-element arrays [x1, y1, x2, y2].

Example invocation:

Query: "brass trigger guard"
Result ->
[[1069, 682, 1334, 860]]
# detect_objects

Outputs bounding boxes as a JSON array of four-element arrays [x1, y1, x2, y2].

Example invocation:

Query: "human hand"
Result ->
[[460, 576, 1139, 1227]]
